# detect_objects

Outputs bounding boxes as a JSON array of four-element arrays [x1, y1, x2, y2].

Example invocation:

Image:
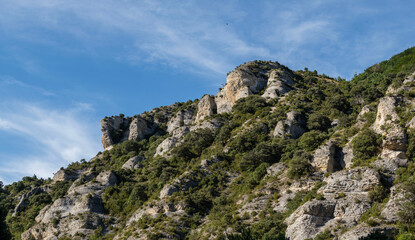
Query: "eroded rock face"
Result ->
[[273, 111, 306, 139], [159, 171, 199, 199], [22, 171, 118, 240], [215, 62, 280, 113], [262, 68, 295, 99], [373, 96, 407, 151], [13, 187, 46, 217], [155, 117, 223, 157], [167, 109, 195, 133], [312, 141, 344, 172], [100, 116, 130, 149], [285, 200, 337, 240], [196, 95, 217, 122], [320, 168, 380, 197], [100, 116, 157, 149], [285, 168, 381, 240], [339, 225, 398, 240], [122, 156, 143, 170], [53, 169, 84, 183], [128, 117, 157, 141], [155, 126, 190, 156], [381, 186, 406, 222]]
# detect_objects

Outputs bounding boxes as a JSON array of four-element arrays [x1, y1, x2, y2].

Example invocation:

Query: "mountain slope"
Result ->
[[1, 47, 415, 240]]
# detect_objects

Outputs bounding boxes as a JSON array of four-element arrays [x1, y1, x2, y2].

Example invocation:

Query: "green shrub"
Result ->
[[239, 141, 280, 171], [298, 130, 327, 152], [233, 95, 268, 114], [307, 113, 331, 132], [368, 185, 389, 203], [287, 151, 312, 179], [352, 128, 382, 162]]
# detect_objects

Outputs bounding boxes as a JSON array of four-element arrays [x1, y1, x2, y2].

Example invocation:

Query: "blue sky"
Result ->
[[0, 0, 414, 184]]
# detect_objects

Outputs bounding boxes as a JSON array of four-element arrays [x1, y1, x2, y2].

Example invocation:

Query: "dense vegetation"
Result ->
[[1, 47, 415, 239]]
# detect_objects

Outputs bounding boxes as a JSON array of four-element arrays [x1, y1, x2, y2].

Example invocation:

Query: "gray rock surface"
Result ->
[[215, 62, 280, 113], [100, 116, 130, 149], [312, 141, 344, 172], [100, 115, 156, 149], [273, 111, 306, 139], [339, 225, 398, 240], [285, 167, 381, 240], [22, 171, 118, 240], [122, 156, 143, 170], [128, 116, 157, 141], [261, 68, 295, 99], [373, 96, 407, 151], [159, 171, 199, 199], [195, 95, 217, 122], [53, 169, 84, 183]]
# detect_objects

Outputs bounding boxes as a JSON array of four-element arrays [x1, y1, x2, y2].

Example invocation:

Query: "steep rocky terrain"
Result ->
[[1, 47, 415, 240]]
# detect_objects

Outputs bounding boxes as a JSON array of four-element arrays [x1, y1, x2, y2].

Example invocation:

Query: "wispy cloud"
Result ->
[[0, 76, 55, 96], [1, 0, 412, 79], [0, 102, 100, 184]]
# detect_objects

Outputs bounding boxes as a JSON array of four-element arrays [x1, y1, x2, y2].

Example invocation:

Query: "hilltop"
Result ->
[[1, 47, 415, 240]]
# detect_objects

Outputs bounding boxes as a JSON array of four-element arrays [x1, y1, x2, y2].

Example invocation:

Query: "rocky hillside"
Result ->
[[1, 47, 415, 240]]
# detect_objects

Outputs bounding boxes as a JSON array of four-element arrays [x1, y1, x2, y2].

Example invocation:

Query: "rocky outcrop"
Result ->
[[126, 198, 187, 227], [373, 150, 408, 172], [155, 126, 190, 156], [128, 117, 157, 141], [159, 171, 199, 199], [100, 115, 157, 149], [167, 109, 195, 133], [373, 96, 407, 151], [262, 68, 295, 99], [155, 116, 222, 157], [381, 186, 406, 222], [13, 187, 47, 217], [195, 95, 217, 122], [215, 61, 280, 113], [285, 168, 381, 240], [339, 225, 398, 240], [312, 141, 344, 172], [285, 200, 337, 240], [100, 116, 130, 149], [122, 156, 143, 170], [53, 169, 84, 183], [273, 111, 306, 139], [22, 171, 118, 240], [371, 96, 408, 173], [320, 168, 380, 197]]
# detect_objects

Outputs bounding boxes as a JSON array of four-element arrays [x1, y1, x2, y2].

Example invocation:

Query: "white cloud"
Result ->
[[0, 76, 55, 96], [0, 102, 101, 184], [0, 0, 270, 76]]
